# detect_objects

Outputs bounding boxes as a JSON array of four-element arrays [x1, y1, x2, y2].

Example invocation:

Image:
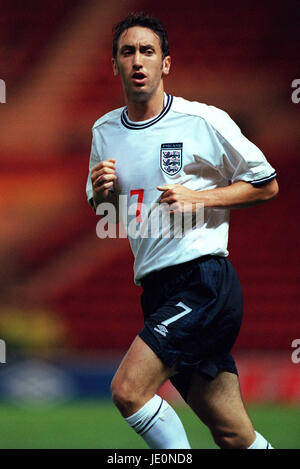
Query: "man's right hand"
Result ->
[[91, 158, 118, 207]]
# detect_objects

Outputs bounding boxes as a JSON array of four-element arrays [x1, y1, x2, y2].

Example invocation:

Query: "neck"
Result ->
[[126, 89, 165, 122]]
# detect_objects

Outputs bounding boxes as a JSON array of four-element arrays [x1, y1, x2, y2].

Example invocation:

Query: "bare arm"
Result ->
[[157, 179, 279, 211]]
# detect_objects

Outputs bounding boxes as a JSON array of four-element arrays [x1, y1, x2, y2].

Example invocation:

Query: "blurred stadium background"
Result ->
[[0, 0, 299, 449]]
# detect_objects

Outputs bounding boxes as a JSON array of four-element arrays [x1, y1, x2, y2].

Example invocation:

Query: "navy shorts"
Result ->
[[138, 255, 243, 402]]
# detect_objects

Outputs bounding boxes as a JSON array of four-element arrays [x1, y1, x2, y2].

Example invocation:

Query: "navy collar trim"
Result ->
[[121, 94, 173, 130]]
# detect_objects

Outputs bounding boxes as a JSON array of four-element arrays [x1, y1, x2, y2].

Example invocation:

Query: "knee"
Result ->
[[110, 376, 138, 416], [212, 428, 253, 449]]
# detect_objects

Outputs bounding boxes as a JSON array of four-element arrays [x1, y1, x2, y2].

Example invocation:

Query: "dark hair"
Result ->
[[112, 12, 169, 59]]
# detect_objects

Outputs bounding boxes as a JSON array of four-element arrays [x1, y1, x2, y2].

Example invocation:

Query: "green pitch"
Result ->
[[0, 400, 299, 449]]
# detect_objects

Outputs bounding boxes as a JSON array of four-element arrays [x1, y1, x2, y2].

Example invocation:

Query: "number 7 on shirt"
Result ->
[[130, 189, 144, 223]]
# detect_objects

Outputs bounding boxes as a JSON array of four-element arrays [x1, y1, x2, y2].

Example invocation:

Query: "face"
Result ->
[[112, 26, 171, 102]]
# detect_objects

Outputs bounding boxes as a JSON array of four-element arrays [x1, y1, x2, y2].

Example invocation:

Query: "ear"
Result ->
[[112, 58, 119, 76], [162, 55, 171, 77]]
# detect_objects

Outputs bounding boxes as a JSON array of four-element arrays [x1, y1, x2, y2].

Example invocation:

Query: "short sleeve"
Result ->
[[208, 107, 277, 186]]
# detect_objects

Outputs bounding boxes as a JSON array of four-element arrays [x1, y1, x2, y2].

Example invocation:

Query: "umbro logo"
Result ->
[[154, 324, 168, 337]]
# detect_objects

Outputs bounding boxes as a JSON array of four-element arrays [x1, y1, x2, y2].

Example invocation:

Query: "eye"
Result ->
[[121, 48, 133, 56]]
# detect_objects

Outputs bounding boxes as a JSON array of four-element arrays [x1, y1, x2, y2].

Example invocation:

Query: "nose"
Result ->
[[132, 51, 143, 69]]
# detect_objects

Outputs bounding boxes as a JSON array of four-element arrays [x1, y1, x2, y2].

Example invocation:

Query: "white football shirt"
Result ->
[[86, 94, 276, 285]]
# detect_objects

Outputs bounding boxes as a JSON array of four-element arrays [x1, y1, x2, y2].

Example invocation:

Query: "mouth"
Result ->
[[131, 72, 147, 85]]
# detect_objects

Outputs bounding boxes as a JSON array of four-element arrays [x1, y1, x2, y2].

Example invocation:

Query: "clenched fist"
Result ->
[[91, 158, 117, 193], [91, 159, 118, 208]]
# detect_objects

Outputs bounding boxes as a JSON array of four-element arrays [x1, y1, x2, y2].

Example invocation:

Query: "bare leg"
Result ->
[[186, 371, 256, 449], [110, 336, 191, 449], [111, 335, 177, 417]]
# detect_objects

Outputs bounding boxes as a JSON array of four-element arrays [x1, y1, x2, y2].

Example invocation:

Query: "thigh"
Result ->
[[170, 352, 238, 402], [112, 335, 177, 400], [186, 370, 254, 437]]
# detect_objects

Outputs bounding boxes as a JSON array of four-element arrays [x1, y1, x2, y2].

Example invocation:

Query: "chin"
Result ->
[[131, 89, 150, 102], [133, 84, 160, 101]]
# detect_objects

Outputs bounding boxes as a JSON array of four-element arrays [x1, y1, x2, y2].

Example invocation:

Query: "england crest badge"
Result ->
[[160, 143, 183, 176]]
